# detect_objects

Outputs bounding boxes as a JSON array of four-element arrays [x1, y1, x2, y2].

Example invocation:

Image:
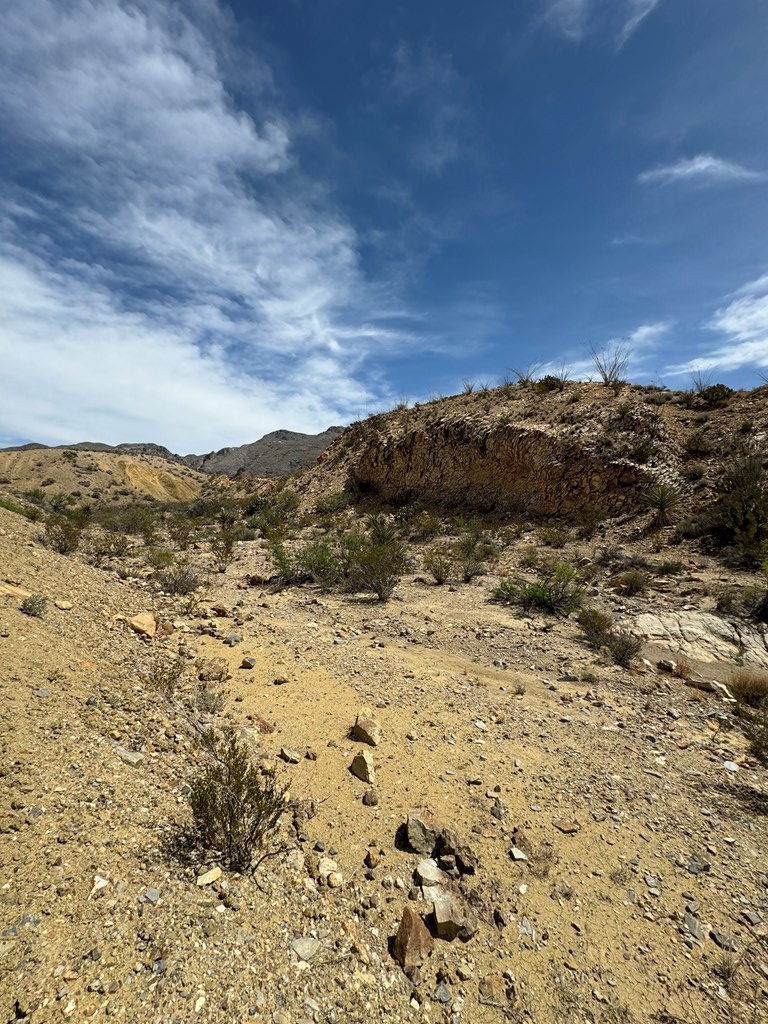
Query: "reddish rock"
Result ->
[[392, 905, 434, 974]]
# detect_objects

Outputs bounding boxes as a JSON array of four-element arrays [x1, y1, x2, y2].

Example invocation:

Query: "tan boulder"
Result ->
[[128, 612, 156, 638]]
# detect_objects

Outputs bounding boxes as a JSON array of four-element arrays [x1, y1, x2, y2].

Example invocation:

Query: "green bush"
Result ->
[[296, 538, 343, 589], [188, 726, 288, 872], [315, 491, 349, 515], [157, 562, 203, 596], [616, 569, 648, 596], [424, 548, 453, 585], [346, 539, 408, 601], [682, 430, 713, 457], [44, 513, 85, 554], [21, 594, 48, 618], [577, 606, 614, 649], [491, 562, 583, 615], [700, 383, 734, 408], [604, 630, 642, 668], [711, 458, 768, 563]]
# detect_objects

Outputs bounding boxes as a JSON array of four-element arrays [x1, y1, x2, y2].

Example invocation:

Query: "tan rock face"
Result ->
[[350, 420, 642, 515]]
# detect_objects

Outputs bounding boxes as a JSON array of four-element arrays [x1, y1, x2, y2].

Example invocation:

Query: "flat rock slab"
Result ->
[[350, 750, 375, 784], [392, 905, 433, 973], [634, 610, 768, 667]]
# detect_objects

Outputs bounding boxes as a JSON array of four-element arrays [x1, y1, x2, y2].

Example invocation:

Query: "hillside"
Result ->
[[182, 427, 346, 478], [1, 378, 767, 1024]]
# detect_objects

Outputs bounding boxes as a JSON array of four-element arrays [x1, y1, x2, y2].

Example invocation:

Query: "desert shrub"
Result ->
[[40, 477, 55, 487], [492, 562, 583, 615], [157, 562, 203, 596], [589, 341, 631, 392], [296, 538, 343, 589], [604, 630, 642, 668], [642, 481, 682, 528], [269, 542, 307, 586], [700, 383, 734, 408], [209, 523, 240, 571], [681, 463, 706, 483], [96, 501, 158, 540], [518, 545, 543, 569], [191, 688, 226, 715], [44, 513, 85, 554], [616, 569, 648, 596], [23, 487, 46, 504], [710, 458, 768, 563], [655, 559, 685, 576], [682, 429, 713, 457], [539, 526, 568, 548], [146, 547, 176, 570], [315, 491, 349, 515], [740, 708, 768, 765], [728, 669, 768, 707], [424, 548, 453, 585], [629, 440, 657, 464], [89, 531, 130, 561], [407, 510, 443, 541], [140, 655, 189, 700], [167, 513, 195, 551], [188, 726, 288, 872], [535, 374, 562, 394], [346, 538, 408, 601], [21, 594, 48, 618], [577, 607, 614, 649]]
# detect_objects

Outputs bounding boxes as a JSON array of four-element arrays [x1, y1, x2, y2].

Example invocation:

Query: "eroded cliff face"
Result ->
[[349, 417, 643, 516]]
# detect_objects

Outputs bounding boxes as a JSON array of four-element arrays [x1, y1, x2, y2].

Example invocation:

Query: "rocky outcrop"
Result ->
[[350, 417, 643, 516]]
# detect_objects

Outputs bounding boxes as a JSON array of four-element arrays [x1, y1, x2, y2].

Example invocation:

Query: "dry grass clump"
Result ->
[[729, 668, 768, 707]]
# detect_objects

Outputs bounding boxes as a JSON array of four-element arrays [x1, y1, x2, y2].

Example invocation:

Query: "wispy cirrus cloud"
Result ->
[[386, 41, 467, 174], [542, 0, 660, 46], [0, 0, 423, 449], [638, 153, 765, 186], [666, 274, 768, 375]]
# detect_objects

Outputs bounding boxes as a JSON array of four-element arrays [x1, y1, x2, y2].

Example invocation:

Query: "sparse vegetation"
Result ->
[[424, 548, 453, 585], [187, 725, 289, 873], [492, 562, 584, 615], [589, 340, 631, 392], [21, 594, 48, 618]]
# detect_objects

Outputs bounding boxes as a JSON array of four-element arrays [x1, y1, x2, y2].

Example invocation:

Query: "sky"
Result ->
[[1, 0, 767, 453]]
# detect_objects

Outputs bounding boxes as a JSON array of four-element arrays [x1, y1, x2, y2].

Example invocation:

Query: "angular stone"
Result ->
[[437, 827, 478, 875], [291, 937, 321, 961], [241, 657, 256, 670], [431, 887, 475, 942], [116, 747, 144, 768], [685, 912, 704, 941], [280, 747, 302, 764], [128, 612, 156, 638], [392, 905, 434, 973], [197, 657, 228, 682], [710, 930, 739, 951], [196, 867, 222, 887], [553, 819, 581, 835], [362, 788, 379, 807], [406, 809, 440, 855], [687, 853, 712, 875], [350, 750, 375, 785], [317, 857, 341, 884], [478, 976, 507, 1007], [415, 858, 450, 888], [509, 846, 529, 862], [351, 707, 381, 746], [365, 847, 381, 869]]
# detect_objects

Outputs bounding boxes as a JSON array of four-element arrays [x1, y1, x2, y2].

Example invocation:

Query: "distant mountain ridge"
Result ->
[[0, 428, 345, 478]]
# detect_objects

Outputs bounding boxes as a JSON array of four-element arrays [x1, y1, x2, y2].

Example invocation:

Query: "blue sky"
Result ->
[[1, 0, 767, 452]]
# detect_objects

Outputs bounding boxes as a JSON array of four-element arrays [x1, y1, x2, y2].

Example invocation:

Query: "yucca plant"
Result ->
[[642, 480, 682, 528]]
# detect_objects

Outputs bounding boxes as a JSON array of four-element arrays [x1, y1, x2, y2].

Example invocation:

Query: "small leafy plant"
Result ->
[[188, 726, 289, 872], [492, 562, 583, 615], [21, 594, 48, 618]]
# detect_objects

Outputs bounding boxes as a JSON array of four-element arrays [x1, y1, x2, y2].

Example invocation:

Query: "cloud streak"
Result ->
[[542, 0, 660, 46], [638, 153, 765, 186], [0, 0, 419, 449]]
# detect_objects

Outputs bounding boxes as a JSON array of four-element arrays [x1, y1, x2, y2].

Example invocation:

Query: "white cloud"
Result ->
[[666, 275, 768, 375], [0, 0, 421, 449], [542, 0, 660, 46], [388, 42, 465, 173], [638, 153, 764, 186]]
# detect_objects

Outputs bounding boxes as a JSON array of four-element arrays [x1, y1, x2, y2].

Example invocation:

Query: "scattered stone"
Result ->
[[351, 707, 381, 746], [364, 848, 381, 869], [436, 828, 478, 875], [54, 600, 73, 611], [509, 846, 529, 862], [553, 819, 580, 834], [362, 788, 379, 807], [431, 888, 477, 941], [291, 937, 321, 961], [710, 930, 739, 952], [723, 761, 739, 773], [241, 657, 256, 670], [197, 657, 228, 682], [415, 859, 450, 888], [116, 747, 144, 768], [33, 689, 50, 699], [141, 887, 160, 905], [478, 976, 508, 1007], [280, 747, 302, 764], [350, 750, 375, 784], [128, 612, 156, 638], [685, 913, 705, 941], [406, 809, 440, 855], [687, 854, 712, 876], [197, 868, 222, 887], [224, 634, 241, 647], [432, 981, 452, 1004], [273, 676, 289, 686], [392, 906, 434, 974]]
